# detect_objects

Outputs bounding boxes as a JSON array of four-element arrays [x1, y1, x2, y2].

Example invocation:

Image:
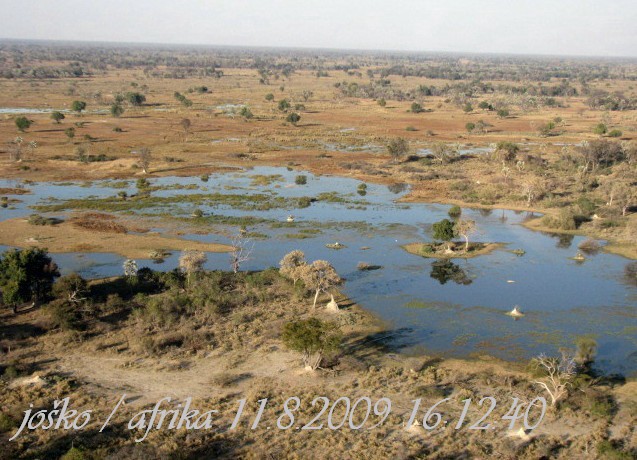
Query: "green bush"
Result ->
[[295, 175, 307, 185], [448, 205, 462, 218]]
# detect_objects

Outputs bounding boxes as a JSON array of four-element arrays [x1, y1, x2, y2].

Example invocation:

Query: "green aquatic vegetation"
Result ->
[[284, 233, 313, 239], [249, 174, 284, 186], [33, 191, 315, 214], [95, 181, 130, 189]]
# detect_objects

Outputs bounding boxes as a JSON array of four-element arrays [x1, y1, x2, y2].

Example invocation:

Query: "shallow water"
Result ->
[[1, 167, 635, 375]]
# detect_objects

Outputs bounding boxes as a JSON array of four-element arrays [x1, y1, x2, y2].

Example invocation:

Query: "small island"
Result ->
[[402, 216, 503, 259], [402, 241, 503, 259]]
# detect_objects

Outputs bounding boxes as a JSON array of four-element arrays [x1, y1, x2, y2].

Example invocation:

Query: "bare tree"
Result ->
[[386, 138, 409, 163], [299, 260, 342, 309], [522, 178, 547, 206], [454, 219, 477, 252], [179, 250, 207, 286], [613, 182, 636, 216], [279, 250, 307, 284], [430, 142, 458, 164], [8, 136, 23, 161], [180, 118, 191, 142], [138, 147, 152, 174], [230, 232, 255, 273], [532, 351, 577, 407]]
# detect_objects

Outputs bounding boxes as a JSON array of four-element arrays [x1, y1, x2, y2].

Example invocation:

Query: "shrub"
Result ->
[[15, 116, 32, 132], [448, 205, 462, 218], [297, 196, 312, 208], [624, 261, 637, 286], [608, 129, 622, 138], [295, 175, 307, 185], [410, 102, 424, 113], [542, 208, 579, 230], [286, 112, 301, 125], [593, 123, 607, 135], [578, 239, 601, 254]]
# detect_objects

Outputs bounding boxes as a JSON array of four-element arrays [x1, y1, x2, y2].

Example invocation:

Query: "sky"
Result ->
[[1, 0, 636, 57]]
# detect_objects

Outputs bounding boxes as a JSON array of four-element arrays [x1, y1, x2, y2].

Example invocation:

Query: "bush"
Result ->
[[410, 102, 424, 113], [625, 261, 637, 286], [608, 129, 622, 138], [448, 205, 462, 218], [578, 239, 600, 254], [28, 214, 62, 226], [542, 208, 579, 230], [286, 112, 301, 125], [295, 175, 307, 185], [297, 197, 312, 208], [15, 116, 32, 132], [45, 299, 81, 330]]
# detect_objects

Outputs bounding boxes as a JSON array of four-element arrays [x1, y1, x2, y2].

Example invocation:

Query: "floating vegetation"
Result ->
[[250, 174, 284, 186]]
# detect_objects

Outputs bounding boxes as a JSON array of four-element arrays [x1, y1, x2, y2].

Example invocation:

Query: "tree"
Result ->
[[15, 116, 32, 132], [126, 92, 146, 106], [53, 273, 88, 305], [65, 127, 76, 142], [123, 259, 138, 282], [110, 103, 124, 118], [454, 219, 477, 251], [281, 318, 341, 370], [386, 137, 409, 162], [230, 232, 254, 273], [286, 112, 301, 125], [300, 260, 342, 309], [432, 219, 456, 249], [279, 250, 307, 284], [137, 147, 152, 174], [532, 351, 577, 407], [51, 111, 65, 124], [71, 100, 87, 114], [578, 140, 624, 172], [179, 250, 207, 286], [0, 248, 60, 312]]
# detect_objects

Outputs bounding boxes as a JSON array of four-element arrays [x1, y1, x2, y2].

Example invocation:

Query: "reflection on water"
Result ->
[[0, 166, 635, 375], [430, 260, 473, 285]]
